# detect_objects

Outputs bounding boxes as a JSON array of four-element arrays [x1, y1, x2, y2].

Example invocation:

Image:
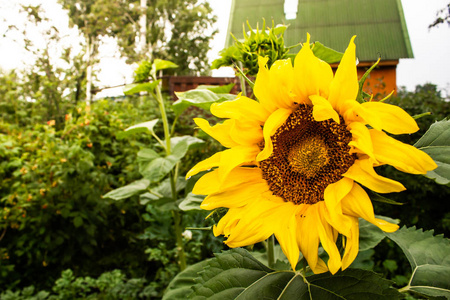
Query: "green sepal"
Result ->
[[414, 117, 450, 185], [366, 189, 404, 205]]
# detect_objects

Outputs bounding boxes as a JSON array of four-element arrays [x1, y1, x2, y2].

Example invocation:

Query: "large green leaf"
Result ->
[[312, 41, 344, 64], [163, 259, 212, 300], [116, 119, 159, 140], [385, 226, 450, 298], [195, 83, 235, 94], [176, 248, 400, 299], [123, 80, 161, 95], [414, 118, 450, 185], [169, 136, 204, 154], [173, 88, 236, 116], [103, 179, 150, 201]]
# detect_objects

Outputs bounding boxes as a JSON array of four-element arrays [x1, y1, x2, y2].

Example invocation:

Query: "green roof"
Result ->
[[226, 0, 413, 62]]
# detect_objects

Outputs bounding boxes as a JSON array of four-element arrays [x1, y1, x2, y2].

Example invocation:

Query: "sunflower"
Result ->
[[187, 34, 437, 274]]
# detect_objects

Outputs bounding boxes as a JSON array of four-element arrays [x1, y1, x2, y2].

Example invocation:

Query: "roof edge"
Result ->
[[396, 0, 414, 58]]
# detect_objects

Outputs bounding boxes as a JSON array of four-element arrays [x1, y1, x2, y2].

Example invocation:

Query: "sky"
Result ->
[[0, 0, 449, 97]]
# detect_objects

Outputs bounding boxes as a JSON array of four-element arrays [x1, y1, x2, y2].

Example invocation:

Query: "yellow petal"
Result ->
[[328, 36, 358, 111], [370, 129, 437, 174], [193, 167, 263, 195], [218, 145, 260, 182], [324, 178, 354, 236], [256, 108, 292, 161], [347, 121, 375, 159], [293, 33, 334, 105], [297, 204, 321, 272], [194, 118, 238, 148], [229, 119, 263, 145], [201, 181, 269, 210], [186, 151, 221, 178], [225, 200, 279, 247], [310, 95, 340, 124], [273, 203, 301, 270], [341, 217, 359, 270], [343, 158, 406, 193], [361, 102, 419, 134], [316, 203, 342, 274], [210, 95, 270, 124], [341, 183, 399, 233], [254, 57, 295, 111]]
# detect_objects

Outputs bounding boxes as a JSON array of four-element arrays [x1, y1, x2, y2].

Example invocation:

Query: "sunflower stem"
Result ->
[[267, 235, 275, 269], [152, 76, 187, 271]]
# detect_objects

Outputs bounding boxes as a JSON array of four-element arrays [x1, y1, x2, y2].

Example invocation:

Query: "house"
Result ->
[[226, 0, 414, 97]]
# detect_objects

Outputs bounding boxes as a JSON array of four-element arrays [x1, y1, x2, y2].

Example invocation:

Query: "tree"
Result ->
[[429, 3, 450, 28], [114, 0, 217, 75], [58, 0, 127, 103]]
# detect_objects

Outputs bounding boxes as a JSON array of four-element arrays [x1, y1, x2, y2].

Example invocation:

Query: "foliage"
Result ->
[[111, 0, 217, 74], [429, 3, 450, 28], [0, 269, 155, 299], [212, 20, 293, 76]]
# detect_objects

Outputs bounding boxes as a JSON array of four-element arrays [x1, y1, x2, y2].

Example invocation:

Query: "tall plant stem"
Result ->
[[267, 234, 275, 268], [153, 83, 187, 271]]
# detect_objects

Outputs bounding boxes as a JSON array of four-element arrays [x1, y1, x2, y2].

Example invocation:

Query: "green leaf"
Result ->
[[385, 226, 450, 298], [357, 58, 380, 103], [359, 216, 399, 251], [196, 83, 235, 94], [183, 249, 400, 299], [140, 156, 179, 183], [173, 89, 236, 116], [73, 216, 83, 228], [350, 249, 375, 270], [170, 135, 204, 152], [178, 193, 204, 211], [123, 80, 160, 95], [116, 119, 159, 140], [137, 148, 160, 161], [414, 118, 450, 185], [162, 259, 212, 300], [103, 179, 150, 201], [312, 41, 344, 64], [153, 59, 178, 72]]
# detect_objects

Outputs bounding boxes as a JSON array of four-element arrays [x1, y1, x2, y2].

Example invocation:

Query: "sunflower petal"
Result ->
[[297, 204, 320, 273], [341, 217, 359, 270], [257, 108, 292, 161], [328, 36, 358, 111], [210, 95, 270, 124], [369, 129, 437, 174], [343, 158, 406, 193], [193, 167, 263, 195], [229, 119, 263, 145], [341, 183, 399, 233], [254, 57, 295, 111], [273, 203, 300, 270], [324, 178, 354, 236], [293, 33, 334, 105], [361, 102, 419, 134], [218, 145, 260, 182], [347, 121, 375, 159], [194, 118, 238, 148], [186, 151, 221, 178], [201, 181, 269, 210], [310, 95, 340, 124], [316, 203, 342, 274]]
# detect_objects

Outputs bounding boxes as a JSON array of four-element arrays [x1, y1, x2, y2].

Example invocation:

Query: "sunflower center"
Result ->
[[287, 136, 329, 178], [259, 104, 356, 205]]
